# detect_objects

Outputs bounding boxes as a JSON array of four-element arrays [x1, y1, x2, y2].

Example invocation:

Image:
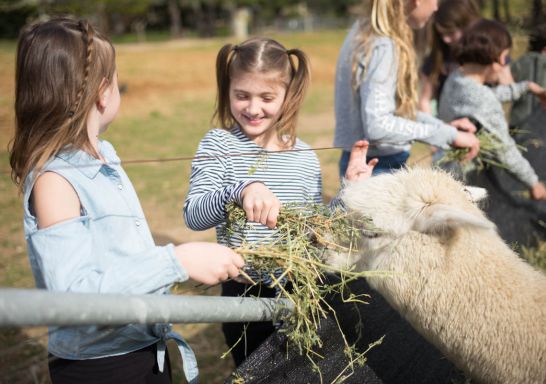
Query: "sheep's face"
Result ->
[[331, 167, 495, 270]]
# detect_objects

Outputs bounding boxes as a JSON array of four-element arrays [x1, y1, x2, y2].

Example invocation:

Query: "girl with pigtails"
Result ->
[[10, 17, 245, 383], [184, 37, 375, 365]]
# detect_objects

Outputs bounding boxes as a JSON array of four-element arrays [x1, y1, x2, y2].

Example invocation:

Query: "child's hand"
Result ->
[[528, 82, 546, 108], [345, 140, 378, 182], [175, 242, 245, 285], [452, 131, 480, 161], [241, 182, 281, 228], [530, 181, 546, 200], [449, 117, 477, 133]]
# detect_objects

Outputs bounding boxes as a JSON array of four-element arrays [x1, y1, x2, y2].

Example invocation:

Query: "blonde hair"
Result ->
[[352, 0, 417, 119], [213, 37, 310, 148], [9, 17, 116, 191]]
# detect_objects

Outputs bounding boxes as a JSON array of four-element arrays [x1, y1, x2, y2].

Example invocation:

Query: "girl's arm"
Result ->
[[360, 39, 458, 148], [183, 131, 257, 231], [31, 172, 244, 293]]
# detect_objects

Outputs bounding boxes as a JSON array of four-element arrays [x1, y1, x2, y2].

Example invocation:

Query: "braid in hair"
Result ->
[[68, 20, 94, 118]]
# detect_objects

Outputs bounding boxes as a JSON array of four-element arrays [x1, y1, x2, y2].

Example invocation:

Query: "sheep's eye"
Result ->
[[362, 229, 381, 238]]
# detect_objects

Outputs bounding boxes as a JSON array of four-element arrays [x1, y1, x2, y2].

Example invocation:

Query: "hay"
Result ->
[[438, 129, 522, 174], [224, 201, 384, 379]]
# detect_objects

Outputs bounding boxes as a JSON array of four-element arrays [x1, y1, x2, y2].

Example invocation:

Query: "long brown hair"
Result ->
[[428, 0, 480, 88], [213, 37, 310, 148], [352, 0, 418, 120], [9, 17, 116, 191]]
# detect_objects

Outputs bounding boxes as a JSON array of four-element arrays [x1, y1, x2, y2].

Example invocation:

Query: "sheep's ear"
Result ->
[[414, 203, 495, 233]]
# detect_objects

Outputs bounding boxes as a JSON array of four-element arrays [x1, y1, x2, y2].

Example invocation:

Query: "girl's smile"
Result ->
[[229, 72, 287, 149]]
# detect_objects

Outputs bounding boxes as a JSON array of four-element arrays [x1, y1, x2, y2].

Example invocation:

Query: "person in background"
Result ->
[[418, 0, 481, 115], [509, 23, 546, 130], [334, 0, 479, 177], [438, 19, 546, 200]]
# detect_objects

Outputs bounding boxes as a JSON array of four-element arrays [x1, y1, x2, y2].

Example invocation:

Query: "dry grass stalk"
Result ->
[[438, 129, 519, 174], [224, 202, 385, 381]]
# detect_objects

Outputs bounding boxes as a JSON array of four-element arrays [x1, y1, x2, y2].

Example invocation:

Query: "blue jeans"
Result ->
[[338, 150, 410, 179]]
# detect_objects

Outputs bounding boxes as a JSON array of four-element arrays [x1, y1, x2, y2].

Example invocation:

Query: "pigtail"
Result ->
[[275, 49, 310, 147], [213, 43, 237, 130]]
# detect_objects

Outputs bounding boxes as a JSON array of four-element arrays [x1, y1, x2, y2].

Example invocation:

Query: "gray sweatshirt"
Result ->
[[334, 22, 457, 156], [438, 70, 537, 187]]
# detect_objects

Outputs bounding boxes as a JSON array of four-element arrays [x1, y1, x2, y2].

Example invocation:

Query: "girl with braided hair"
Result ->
[[183, 37, 376, 366], [9, 17, 245, 384]]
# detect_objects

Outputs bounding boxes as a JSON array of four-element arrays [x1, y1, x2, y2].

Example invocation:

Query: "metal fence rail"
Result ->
[[0, 289, 293, 327]]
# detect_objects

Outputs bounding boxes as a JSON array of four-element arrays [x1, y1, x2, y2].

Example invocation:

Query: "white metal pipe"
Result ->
[[0, 289, 293, 327]]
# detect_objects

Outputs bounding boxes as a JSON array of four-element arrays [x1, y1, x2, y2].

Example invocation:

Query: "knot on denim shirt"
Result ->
[[152, 323, 199, 383]]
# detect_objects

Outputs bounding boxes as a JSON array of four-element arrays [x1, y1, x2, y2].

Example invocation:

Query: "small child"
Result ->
[[9, 17, 244, 383], [183, 37, 375, 366], [438, 19, 546, 200], [509, 23, 546, 130]]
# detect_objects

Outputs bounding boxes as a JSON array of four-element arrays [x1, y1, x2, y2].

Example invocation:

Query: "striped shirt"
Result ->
[[183, 126, 323, 248]]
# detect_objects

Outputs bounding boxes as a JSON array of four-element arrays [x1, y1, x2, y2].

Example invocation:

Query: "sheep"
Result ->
[[328, 167, 546, 384]]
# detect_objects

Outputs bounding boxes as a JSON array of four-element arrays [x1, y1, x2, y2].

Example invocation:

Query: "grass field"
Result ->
[[0, 27, 542, 383]]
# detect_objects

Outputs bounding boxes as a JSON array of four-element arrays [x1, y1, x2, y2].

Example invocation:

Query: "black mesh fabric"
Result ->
[[225, 277, 466, 384], [466, 108, 546, 248]]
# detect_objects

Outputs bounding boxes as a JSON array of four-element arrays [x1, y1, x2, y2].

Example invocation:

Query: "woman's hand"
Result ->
[[175, 242, 245, 285], [241, 182, 281, 229], [345, 140, 379, 182], [449, 117, 477, 133], [452, 131, 480, 161]]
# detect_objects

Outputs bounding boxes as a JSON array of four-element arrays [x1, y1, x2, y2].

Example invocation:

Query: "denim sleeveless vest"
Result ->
[[22, 140, 198, 383]]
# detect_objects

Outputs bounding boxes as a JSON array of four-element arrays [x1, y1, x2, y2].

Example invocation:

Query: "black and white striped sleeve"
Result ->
[[183, 131, 256, 231]]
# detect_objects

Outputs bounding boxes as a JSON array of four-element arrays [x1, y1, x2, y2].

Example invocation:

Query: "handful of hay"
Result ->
[[224, 201, 383, 374], [438, 129, 511, 173]]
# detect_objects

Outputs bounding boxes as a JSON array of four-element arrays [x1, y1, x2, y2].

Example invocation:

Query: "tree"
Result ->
[[42, 0, 155, 36], [531, 0, 544, 27], [167, 0, 182, 37]]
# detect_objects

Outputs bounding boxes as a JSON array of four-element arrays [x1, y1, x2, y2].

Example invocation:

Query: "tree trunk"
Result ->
[[492, 0, 500, 21], [96, 1, 110, 34], [502, 0, 511, 23], [168, 0, 182, 38], [532, 0, 544, 28]]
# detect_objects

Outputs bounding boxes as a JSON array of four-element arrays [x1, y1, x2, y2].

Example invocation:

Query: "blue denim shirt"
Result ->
[[22, 140, 198, 383]]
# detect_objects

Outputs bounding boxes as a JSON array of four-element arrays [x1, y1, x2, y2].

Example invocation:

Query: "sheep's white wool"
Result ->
[[331, 167, 546, 384]]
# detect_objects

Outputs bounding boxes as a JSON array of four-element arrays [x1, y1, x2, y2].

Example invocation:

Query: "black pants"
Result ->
[[49, 343, 171, 384], [221, 280, 278, 367]]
